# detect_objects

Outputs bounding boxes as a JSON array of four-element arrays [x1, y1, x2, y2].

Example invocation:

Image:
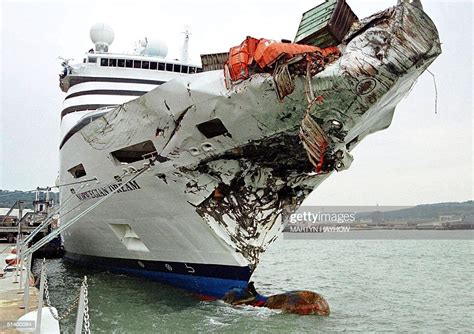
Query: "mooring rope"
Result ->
[[24, 160, 155, 257]]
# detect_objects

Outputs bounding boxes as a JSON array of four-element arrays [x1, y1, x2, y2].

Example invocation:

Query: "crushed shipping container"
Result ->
[[295, 0, 358, 47]]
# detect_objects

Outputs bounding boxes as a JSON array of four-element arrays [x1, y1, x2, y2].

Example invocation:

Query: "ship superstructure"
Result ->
[[60, 23, 201, 150]]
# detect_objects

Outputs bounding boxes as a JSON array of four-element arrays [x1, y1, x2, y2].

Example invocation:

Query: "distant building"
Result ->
[[0, 208, 34, 226], [439, 215, 462, 223], [416, 222, 442, 230], [463, 215, 474, 224]]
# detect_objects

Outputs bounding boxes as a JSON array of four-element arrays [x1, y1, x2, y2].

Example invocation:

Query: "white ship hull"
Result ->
[[58, 3, 441, 297]]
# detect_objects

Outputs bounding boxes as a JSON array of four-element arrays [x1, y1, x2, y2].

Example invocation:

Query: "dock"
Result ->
[[0, 244, 38, 332], [0, 244, 60, 333]]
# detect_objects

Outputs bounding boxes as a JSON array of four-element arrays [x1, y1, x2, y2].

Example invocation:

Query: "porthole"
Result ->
[[201, 142, 215, 152], [189, 147, 200, 156]]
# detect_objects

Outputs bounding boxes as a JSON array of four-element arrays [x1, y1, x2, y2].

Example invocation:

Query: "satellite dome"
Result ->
[[144, 39, 168, 58], [90, 23, 114, 52]]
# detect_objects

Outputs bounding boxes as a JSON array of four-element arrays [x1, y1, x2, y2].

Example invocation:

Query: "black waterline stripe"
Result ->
[[65, 89, 147, 100], [64, 252, 253, 281]]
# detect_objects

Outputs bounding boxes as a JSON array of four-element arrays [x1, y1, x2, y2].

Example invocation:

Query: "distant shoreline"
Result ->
[[283, 229, 474, 240]]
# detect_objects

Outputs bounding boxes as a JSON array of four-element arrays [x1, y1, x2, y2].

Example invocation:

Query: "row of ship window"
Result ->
[[84, 57, 202, 74]]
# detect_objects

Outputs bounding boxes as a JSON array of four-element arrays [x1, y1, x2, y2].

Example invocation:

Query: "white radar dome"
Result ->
[[90, 23, 115, 52], [144, 39, 168, 58]]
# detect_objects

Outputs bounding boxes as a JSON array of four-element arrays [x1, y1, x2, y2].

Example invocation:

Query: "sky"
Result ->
[[0, 0, 472, 206]]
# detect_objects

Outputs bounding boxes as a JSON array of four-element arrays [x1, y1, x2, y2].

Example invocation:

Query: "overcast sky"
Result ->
[[0, 0, 472, 206]]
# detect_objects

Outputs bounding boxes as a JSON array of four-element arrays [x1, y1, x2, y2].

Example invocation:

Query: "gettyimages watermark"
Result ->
[[287, 211, 354, 233], [283, 206, 474, 240]]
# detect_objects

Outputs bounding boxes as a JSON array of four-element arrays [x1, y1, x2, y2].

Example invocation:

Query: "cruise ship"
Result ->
[[58, 1, 441, 298]]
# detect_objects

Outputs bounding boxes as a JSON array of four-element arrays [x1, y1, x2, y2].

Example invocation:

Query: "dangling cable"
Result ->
[[427, 69, 438, 115]]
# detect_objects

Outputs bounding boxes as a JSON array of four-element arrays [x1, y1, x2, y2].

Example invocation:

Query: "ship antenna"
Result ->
[[181, 26, 190, 63]]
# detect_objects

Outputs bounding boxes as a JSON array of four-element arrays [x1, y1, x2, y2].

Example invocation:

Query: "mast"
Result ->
[[181, 27, 190, 63]]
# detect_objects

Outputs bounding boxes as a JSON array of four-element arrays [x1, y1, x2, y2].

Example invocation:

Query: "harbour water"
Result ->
[[36, 230, 473, 333]]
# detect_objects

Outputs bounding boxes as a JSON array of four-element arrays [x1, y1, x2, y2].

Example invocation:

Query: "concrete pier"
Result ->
[[0, 244, 38, 333]]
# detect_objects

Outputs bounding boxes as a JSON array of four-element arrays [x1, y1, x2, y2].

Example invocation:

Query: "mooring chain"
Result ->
[[44, 272, 81, 321], [82, 277, 91, 334], [43, 269, 91, 332]]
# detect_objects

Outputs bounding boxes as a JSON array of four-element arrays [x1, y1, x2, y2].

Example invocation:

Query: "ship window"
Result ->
[[181, 65, 189, 74], [197, 67, 203, 73], [158, 63, 165, 71], [166, 63, 173, 72], [196, 118, 229, 138], [142, 61, 149, 69], [134, 60, 141, 68], [109, 59, 117, 67], [111, 140, 158, 163], [173, 64, 181, 73], [126, 59, 133, 68], [189, 67, 196, 74], [68, 164, 87, 179], [118, 59, 125, 67], [83, 58, 86, 63], [88, 57, 97, 63], [101, 58, 108, 66], [150, 62, 157, 70]]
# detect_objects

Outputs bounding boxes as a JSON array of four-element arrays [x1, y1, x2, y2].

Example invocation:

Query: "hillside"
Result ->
[[0, 189, 59, 210], [356, 201, 474, 221]]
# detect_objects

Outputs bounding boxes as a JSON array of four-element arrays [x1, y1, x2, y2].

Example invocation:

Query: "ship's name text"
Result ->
[[75, 180, 141, 201]]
